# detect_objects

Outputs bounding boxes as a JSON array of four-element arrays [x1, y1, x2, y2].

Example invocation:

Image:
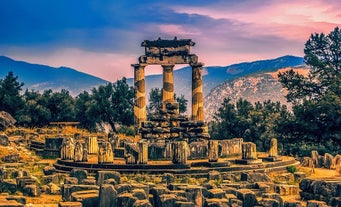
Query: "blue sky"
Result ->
[[1, 0, 340, 81]]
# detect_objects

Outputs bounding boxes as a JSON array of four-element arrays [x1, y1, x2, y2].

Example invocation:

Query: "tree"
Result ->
[[278, 26, 341, 103], [147, 87, 188, 117], [278, 27, 341, 155], [88, 77, 134, 132], [0, 72, 24, 119], [75, 91, 98, 131]]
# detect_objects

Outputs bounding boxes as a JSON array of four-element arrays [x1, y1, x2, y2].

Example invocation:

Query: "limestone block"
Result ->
[[132, 189, 147, 200], [96, 171, 121, 185], [275, 185, 299, 196], [133, 199, 153, 207], [116, 184, 133, 194], [158, 193, 177, 207], [241, 142, 257, 160], [262, 193, 283, 207], [184, 185, 204, 207], [23, 184, 41, 197], [259, 198, 280, 207], [98, 184, 117, 207], [204, 198, 229, 207], [70, 190, 99, 207], [62, 184, 99, 202], [117, 193, 137, 207], [70, 169, 88, 184], [283, 201, 302, 207], [208, 171, 222, 181], [306, 200, 328, 207], [98, 141, 114, 164], [58, 202, 82, 207], [161, 173, 175, 185], [138, 141, 148, 164], [174, 201, 195, 207], [64, 177, 78, 185], [172, 141, 189, 165], [0, 179, 17, 194], [208, 140, 219, 162], [207, 188, 225, 199], [43, 166, 56, 175], [60, 138, 75, 160], [236, 189, 257, 207]]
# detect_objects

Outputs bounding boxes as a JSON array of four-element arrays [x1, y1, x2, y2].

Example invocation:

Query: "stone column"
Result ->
[[74, 141, 83, 162], [172, 141, 189, 165], [242, 142, 257, 159], [138, 141, 148, 164], [191, 62, 204, 121], [98, 141, 114, 164], [208, 140, 219, 162], [60, 138, 75, 160], [132, 64, 147, 131], [87, 136, 99, 154], [161, 64, 175, 108], [269, 138, 278, 157]]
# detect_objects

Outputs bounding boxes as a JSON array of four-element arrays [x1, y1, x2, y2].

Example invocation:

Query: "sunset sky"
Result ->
[[1, 0, 340, 82]]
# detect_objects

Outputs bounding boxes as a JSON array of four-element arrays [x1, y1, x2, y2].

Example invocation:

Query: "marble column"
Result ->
[[138, 141, 148, 164], [191, 62, 204, 121], [172, 141, 189, 165], [87, 136, 99, 154], [161, 64, 175, 108], [74, 141, 83, 162], [132, 64, 147, 131]]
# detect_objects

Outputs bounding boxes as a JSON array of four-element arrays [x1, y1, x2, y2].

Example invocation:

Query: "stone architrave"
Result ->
[[87, 136, 99, 154], [269, 138, 278, 157], [208, 140, 219, 162], [98, 141, 114, 164], [172, 141, 189, 165], [74, 141, 83, 162], [242, 142, 257, 160], [60, 138, 75, 160], [161, 64, 175, 108], [191, 62, 204, 121], [138, 141, 148, 164], [132, 64, 147, 131]]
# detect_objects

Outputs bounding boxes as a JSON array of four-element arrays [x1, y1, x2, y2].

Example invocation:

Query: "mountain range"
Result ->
[[0, 55, 306, 118]]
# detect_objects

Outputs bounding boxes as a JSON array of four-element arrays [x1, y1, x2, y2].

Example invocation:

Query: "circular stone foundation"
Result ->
[[53, 155, 299, 177]]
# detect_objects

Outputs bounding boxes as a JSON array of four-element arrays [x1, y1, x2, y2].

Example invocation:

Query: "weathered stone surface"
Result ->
[[138, 141, 148, 164], [150, 185, 171, 207], [96, 171, 121, 185], [81, 178, 96, 185], [70, 169, 88, 184], [23, 184, 41, 197], [1, 153, 19, 163], [0, 198, 24, 207], [65, 177, 78, 185], [189, 141, 207, 159], [172, 141, 189, 165], [117, 192, 137, 207], [133, 199, 153, 207], [58, 202, 82, 207], [0, 134, 10, 146], [236, 189, 257, 207], [62, 184, 99, 202], [276, 184, 299, 196], [268, 138, 278, 157], [42, 174, 59, 185], [219, 138, 243, 157], [208, 140, 219, 162], [98, 184, 117, 207], [259, 198, 280, 207], [311, 151, 323, 168], [0, 179, 17, 194], [241, 142, 257, 160], [48, 183, 61, 195], [98, 141, 114, 164], [159, 193, 177, 207], [162, 173, 175, 185], [86, 136, 99, 154], [207, 188, 225, 199], [240, 172, 271, 182], [323, 153, 335, 169], [60, 138, 75, 160], [0, 111, 16, 131], [184, 185, 204, 207], [262, 193, 283, 207], [132, 188, 147, 200], [174, 201, 195, 207], [306, 200, 328, 207], [70, 190, 99, 207], [283, 201, 302, 207], [294, 172, 306, 182], [208, 171, 222, 181], [74, 141, 84, 162], [204, 198, 229, 207], [43, 166, 56, 175]]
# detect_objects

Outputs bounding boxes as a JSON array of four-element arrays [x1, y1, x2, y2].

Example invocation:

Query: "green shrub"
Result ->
[[287, 165, 298, 173]]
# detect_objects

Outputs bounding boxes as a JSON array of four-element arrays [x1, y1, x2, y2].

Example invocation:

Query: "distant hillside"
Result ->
[[0, 56, 108, 96], [205, 66, 310, 121], [128, 55, 305, 103]]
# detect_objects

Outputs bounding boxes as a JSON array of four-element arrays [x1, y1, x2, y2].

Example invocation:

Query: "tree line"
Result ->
[[0, 27, 340, 156]]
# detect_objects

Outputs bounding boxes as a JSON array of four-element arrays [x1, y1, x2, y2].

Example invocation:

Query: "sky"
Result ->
[[0, 0, 340, 82]]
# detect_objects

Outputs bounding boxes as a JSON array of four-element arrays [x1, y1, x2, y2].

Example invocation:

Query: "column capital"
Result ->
[[131, 63, 148, 68]]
